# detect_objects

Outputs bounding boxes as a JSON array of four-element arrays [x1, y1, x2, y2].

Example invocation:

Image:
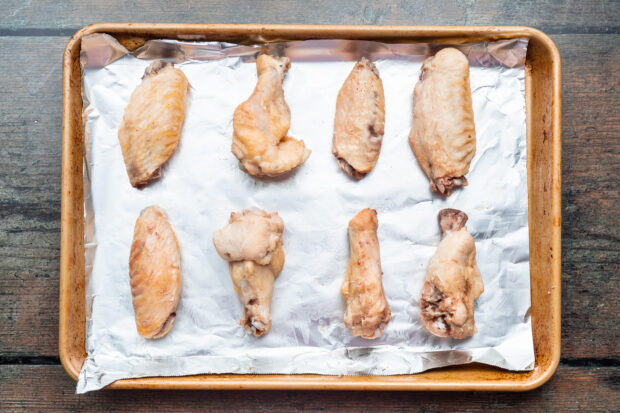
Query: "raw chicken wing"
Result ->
[[213, 209, 285, 336], [129, 206, 181, 339], [332, 58, 385, 179], [420, 209, 484, 339], [409, 48, 476, 197], [118, 60, 189, 187], [341, 208, 391, 338], [232, 54, 311, 177]]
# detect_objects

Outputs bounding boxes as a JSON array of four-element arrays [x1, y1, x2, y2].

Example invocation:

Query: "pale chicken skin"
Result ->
[[341, 208, 391, 339], [213, 209, 285, 336], [118, 60, 190, 188], [409, 48, 476, 197], [232, 54, 311, 177], [129, 206, 181, 339], [332, 58, 385, 179], [420, 209, 484, 339]]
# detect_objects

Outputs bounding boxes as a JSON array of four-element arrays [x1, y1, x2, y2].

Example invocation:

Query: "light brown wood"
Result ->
[[60, 29, 87, 379], [524, 28, 562, 390], [60, 24, 561, 391]]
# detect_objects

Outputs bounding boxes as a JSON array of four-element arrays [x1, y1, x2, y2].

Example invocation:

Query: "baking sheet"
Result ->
[[77, 34, 534, 393]]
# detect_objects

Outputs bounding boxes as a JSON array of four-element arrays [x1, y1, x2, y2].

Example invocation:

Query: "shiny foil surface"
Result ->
[[77, 34, 533, 393]]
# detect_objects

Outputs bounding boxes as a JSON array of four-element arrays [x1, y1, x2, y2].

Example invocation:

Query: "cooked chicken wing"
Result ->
[[341, 208, 391, 339], [332, 58, 385, 179], [232, 54, 311, 177], [213, 209, 285, 336], [118, 60, 189, 188], [420, 209, 484, 339], [409, 48, 476, 197], [129, 206, 181, 339]]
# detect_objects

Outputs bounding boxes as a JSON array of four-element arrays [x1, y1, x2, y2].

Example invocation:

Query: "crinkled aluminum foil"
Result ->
[[77, 34, 533, 393]]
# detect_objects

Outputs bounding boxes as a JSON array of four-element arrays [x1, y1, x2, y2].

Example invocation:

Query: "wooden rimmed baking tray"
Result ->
[[60, 24, 561, 391]]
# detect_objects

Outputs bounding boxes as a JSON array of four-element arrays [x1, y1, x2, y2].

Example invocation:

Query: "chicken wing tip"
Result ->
[[432, 176, 468, 197], [256, 53, 290, 74], [150, 312, 176, 339], [357, 57, 379, 76], [336, 157, 367, 180], [142, 60, 174, 79]]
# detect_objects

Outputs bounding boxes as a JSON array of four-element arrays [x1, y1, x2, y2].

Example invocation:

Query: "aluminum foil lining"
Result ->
[[77, 34, 533, 393]]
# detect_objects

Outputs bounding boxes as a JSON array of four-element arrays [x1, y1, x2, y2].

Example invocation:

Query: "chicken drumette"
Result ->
[[232, 54, 311, 177], [420, 209, 484, 339], [409, 48, 476, 197], [341, 208, 391, 339], [118, 60, 189, 188], [332, 58, 385, 179], [212, 209, 285, 337]]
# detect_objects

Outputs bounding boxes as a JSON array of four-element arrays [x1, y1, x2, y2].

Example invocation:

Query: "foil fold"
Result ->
[[77, 34, 533, 393]]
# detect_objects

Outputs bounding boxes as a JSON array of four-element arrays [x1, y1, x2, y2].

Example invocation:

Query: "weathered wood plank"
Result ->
[[0, 365, 618, 412], [556, 33, 620, 359], [0, 1, 618, 34], [0, 36, 66, 356], [0, 34, 618, 361]]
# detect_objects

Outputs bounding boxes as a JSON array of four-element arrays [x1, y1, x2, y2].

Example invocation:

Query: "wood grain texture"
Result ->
[[0, 1, 618, 34], [1, 34, 617, 362], [0, 37, 67, 357], [557, 34, 620, 359], [0, 365, 618, 412], [0, 0, 618, 406]]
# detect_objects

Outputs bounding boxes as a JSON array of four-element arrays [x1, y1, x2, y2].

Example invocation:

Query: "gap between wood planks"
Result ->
[[0, 26, 618, 37]]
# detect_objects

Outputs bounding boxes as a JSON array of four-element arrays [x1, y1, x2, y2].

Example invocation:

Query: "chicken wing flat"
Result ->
[[420, 209, 484, 339], [341, 208, 391, 339], [332, 58, 385, 179], [213, 209, 285, 336], [129, 206, 181, 339], [409, 48, 476, 197], [118, 60, 189, 187], [232, 54, 311, 177]]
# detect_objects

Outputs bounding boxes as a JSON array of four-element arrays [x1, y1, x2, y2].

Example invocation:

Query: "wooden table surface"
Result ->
[[1, 1, 618, 411]]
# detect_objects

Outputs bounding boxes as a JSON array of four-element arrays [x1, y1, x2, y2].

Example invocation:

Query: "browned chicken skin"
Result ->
[[332, 58, 385, 179], [129, 206, 181, 339], [213, 209, 285, 337], [341, 208, 391, 339], [420, 209, 484, 339], [409, 48, 476, 197], [118, 60, 189, 188], [232, 54, 311, 177]]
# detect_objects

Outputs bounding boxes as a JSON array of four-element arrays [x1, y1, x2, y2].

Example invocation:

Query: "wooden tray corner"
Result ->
[[60, 24, 561, 391]]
